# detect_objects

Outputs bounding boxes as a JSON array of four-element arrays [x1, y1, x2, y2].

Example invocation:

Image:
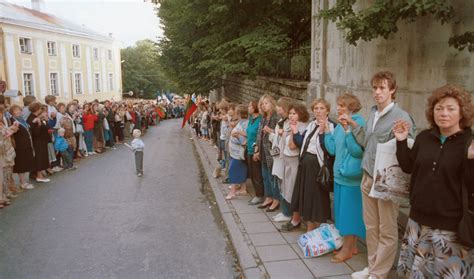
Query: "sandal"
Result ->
[[279, 220, 301, 232], [330, 254, 353, 263], [236, 190, 248, 196], [225, 192, 236, 200]]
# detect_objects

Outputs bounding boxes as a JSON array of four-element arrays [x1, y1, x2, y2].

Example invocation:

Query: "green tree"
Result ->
[[319, 0, 473, 52], [121, 40, 174, 99], [157, 0, 311, 94]]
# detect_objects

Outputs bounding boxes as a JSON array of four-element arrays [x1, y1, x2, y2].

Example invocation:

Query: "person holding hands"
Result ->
[[394, 85, 473, 278]]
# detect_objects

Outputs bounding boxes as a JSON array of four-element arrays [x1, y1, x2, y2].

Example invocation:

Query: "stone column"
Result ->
[[307, 0, 328, 104]]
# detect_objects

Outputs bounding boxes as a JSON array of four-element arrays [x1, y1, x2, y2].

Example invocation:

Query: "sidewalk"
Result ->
[[190, 131, 382, 279]]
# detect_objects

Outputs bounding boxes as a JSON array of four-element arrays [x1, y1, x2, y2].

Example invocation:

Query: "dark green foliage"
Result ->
[[157, 0, 311, 94], [319, 0, 472, 52], [121, 40, 175, 99]]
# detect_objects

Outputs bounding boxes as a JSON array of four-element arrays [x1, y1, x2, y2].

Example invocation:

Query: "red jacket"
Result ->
[[83, 113, 98, 131]]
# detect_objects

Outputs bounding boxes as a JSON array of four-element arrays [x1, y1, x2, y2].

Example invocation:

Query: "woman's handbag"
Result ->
[[269, 146, 280, 157], [458, 136, 473, 248], [317, 163, 333, 192]]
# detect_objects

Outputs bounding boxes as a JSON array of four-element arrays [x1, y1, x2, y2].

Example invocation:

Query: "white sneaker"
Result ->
[[273, 213, 292, 223], [351, 267, 369, 279], [272, 213, 284, 221], [36, 178, 50, 183], [52, 166, 63, 172], [21, 183, 34, 190]]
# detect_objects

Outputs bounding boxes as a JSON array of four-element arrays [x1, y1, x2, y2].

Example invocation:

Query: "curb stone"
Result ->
[[190, 132, 268, 279]]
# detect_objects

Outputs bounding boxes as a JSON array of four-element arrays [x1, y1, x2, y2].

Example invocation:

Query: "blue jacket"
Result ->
[[54, 136, 69, 152], [324, 114, 365, 186], [246, 115, 262, 155]]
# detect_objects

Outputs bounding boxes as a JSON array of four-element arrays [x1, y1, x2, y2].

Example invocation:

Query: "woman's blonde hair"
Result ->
[[260, 94, 277, 118]]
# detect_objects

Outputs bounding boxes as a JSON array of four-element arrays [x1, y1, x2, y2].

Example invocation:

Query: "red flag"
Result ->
[[155, 106, 166, 119], [181, 98, 197, 128]]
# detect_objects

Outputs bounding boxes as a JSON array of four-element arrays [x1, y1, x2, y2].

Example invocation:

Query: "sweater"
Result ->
[[54, 136, 69, 152], [82, 113, 98, 131], [246, 115, 262, 155], [352, 103, 415, 176], [324, 114, 365, 186], [396, 128, 473, 231], [131, 138, 145, 152]]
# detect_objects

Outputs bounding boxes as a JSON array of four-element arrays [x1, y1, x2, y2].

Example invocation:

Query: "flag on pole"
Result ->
[[181, 98, 197, 128], [155, 106, 166, 119]]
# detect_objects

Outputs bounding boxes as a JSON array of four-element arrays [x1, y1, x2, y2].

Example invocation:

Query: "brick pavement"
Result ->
[[190, 131, 387, 279]]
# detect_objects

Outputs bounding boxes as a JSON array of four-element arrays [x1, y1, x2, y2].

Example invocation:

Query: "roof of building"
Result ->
[[0, 2, 113, 42]]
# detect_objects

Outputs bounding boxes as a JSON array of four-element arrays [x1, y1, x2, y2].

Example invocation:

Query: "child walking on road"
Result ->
[[131, 129, 145, 177]]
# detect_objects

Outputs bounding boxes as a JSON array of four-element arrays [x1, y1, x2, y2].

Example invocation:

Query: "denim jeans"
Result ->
[[219, 139, 228, 169], [262, 164, 280, 199], [281, 199, 291, 217], [84, 130, 94, 152]]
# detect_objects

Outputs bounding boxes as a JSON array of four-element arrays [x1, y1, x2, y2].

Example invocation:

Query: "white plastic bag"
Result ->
[[297, 223, 343, 258], [369, 138, 414, 206]]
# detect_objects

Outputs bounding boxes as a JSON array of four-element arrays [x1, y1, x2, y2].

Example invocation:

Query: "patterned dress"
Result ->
[[398, 218, 473, 278]]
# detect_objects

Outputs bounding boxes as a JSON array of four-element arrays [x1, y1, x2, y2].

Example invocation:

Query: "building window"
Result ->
[[108, 49, 112, 60], [93, 47, 99, 60], [108, 73, 114, 91], [23, 73, 34, 96], [47, 41, 56, 56], [72, 44, 80, 58], [94, 73, 101, 92], [50, 73, 59, 96], [19, 37, 33, 54], [74, 73, 82, 94]]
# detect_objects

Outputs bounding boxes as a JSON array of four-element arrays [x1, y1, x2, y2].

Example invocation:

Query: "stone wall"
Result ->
[[308, 0, 474, 129], [216, 75, 308, 105], [213, 1, 473, 130]]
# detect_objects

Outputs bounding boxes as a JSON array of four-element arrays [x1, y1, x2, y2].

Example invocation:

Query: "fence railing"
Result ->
[[257, 44, 311, 81]]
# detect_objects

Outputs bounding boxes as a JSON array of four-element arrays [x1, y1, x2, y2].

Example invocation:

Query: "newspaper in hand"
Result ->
[[369, 138, 414, 206]]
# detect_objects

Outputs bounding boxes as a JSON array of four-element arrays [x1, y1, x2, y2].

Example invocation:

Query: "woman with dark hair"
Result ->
[[395, 85, 473, 278], [10, 104, 35, 189], [246, 100, 264, 205], [283, 99, 335, 232], [226, 105, 249, 200], [93, 104, 105, 153], [82, 103, 98, 155], [274, 103, 309, 223], [27, 102, 51, 183]]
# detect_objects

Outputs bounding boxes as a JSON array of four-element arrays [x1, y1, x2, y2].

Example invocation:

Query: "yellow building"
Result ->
[[0, 2, 122, 104]]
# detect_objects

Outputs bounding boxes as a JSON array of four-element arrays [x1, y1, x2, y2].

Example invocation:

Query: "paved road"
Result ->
[[0, 119, 238, 279]]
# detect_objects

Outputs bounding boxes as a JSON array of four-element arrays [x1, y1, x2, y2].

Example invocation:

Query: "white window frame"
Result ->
[[107, 49, 112, 60], [74, 72, 83, 95], [49, 72, 60, 96], [47, 41, 57, 56], [108, 73, 114, 91], [19, 37, 33, 54], [22, 72, 35, 96], [93, 47, 99, 60], [72, 44, 81, 58], [94, 73, 101, 93]]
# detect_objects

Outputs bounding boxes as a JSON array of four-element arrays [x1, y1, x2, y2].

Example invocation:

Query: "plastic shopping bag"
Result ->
[[369, 138, 414, 206], [297, 223, 343, 258]]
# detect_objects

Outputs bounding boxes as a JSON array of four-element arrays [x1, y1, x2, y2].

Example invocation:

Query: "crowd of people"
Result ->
[[0, 95, 162, 209], [191, 71, 473, 279]]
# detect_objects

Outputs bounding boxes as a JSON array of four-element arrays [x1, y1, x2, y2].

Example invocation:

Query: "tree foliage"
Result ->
[[157, 0, 311, 94], [319, 0, 473, 52], [121, 40, 174, 99]]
